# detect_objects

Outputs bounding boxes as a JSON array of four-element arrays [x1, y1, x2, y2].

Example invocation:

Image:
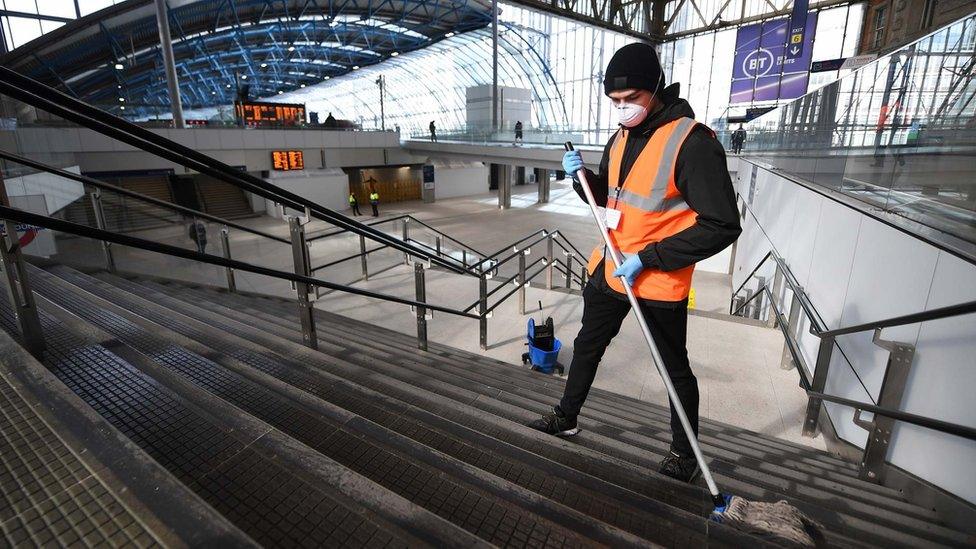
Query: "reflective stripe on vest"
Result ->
[[586, 117, 702, 302]]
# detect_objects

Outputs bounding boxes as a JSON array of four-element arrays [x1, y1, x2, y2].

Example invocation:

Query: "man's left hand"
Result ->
[[612, 255, 645, 287]]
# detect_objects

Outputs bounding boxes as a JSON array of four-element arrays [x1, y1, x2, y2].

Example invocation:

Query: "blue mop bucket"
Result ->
[[522, 318, 563, 374]]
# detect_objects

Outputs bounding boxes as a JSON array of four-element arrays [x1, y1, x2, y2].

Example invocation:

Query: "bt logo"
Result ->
[[742, 48, 775, 78]]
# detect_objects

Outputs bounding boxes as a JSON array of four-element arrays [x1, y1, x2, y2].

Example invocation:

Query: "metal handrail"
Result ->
[[0, 149, 290, 244], [310, 245, 389, 272], [483, 259, 549, 315], [729, 250, 772, 313], [762, 281, 976, 441], [0, 205, 477, 320], [0, 67, 464, 274], [820, 300, 976, 338]]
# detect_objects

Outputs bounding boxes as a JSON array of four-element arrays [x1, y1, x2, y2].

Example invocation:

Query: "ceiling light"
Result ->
[[288, 46, 295, 51], [240, 74, 247, 79], [445, 32, 455, 37], [260, 63, 267, 68], [120, 106, 125, 110], [300, 84, 306, 88], [117, 85, 122, 89], [352, 65, 359, 70], [118, 97, 124, 102], [324, 76, 330, 80], [114, 63, 124, 70], [212, 91, 216, 95], [226, 84, 231, 88], [390, 51, 399, 57], [278, 90, 283, 94]]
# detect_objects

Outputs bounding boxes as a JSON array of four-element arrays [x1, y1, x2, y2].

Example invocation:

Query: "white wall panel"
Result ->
[[785, 191, 824, 288], [804, 199, 862, 330], [887, 252, 976, 503], [734, 160, 976, 504]]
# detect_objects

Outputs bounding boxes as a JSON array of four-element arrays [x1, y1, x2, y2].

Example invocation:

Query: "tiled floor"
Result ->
[[45, 179, 825, 450]]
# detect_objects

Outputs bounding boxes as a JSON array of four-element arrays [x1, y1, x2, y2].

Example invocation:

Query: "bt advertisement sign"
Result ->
[[729, 13, 817, 104]]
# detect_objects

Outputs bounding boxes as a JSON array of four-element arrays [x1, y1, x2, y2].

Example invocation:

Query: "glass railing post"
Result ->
[[580, 265, 587, 290], [220, 226, 236, 293], [518, 250, 526, 315], [479, 272, 488, 350], [564, 252, 573, 289], [0, 182, 45, 358], [803, 336, 834, 437], [435, 235, 442, 256], [768, 268, 784, 328], [402, 218, 410, 265], [414, 262, 428, 351], [89, 189, 116, 272], [546, 233, 554, 290], [781, 292, 802, 370], [289, 216, 318, 350], [358, 234, 369, 280], [462, 249, 468, 269]]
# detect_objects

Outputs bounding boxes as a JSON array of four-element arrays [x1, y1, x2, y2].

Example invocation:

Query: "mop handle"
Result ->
[[564, 143, 723, 504]]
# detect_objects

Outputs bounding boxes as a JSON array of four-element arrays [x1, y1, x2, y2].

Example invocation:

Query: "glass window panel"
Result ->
[[5, 15, 42, 49], [79, 0, 116, 17], [3, 0, 38, 14], [37, 0, 76, 18]]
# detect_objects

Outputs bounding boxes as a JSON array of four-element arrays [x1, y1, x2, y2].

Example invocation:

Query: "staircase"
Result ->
[[197, 177, 254, 220], [2, 262, 973, 548]]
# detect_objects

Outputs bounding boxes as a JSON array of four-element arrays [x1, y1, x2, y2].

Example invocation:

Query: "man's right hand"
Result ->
[[562, 150, 584, 175]]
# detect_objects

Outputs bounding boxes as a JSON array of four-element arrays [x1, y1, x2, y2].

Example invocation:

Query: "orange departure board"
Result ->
[[271, 150, 305, 171], [235, 101, 306, 126]]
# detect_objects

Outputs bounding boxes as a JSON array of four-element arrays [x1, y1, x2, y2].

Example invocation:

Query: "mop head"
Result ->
[[710, 495, 825, 548]]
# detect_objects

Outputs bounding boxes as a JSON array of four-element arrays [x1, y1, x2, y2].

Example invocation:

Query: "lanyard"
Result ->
[[611, 128, 628, 209]]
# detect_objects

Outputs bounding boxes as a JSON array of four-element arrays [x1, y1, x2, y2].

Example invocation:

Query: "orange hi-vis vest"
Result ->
[[586, 117, 703, 301]]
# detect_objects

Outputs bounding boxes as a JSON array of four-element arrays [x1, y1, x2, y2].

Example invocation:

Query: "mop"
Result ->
[[564, 143, 824, 547]]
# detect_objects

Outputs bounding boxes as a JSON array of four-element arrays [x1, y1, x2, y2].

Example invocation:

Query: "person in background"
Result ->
[[731, 124, 746, 154], [429, 120, 437, 142], [515, 120, 524, 145], [188, 219, 207, 254], [528, 42, 741, 485], [349, 193, 362, 216], [369, 189, 380, 217]]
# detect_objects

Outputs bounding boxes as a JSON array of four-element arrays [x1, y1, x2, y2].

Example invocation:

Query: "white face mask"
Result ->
[[616, 102, 649, 127], [613, 76, 663, 128]]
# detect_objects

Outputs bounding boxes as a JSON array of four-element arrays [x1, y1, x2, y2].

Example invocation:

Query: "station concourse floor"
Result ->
[[51, 179, 827, 451]]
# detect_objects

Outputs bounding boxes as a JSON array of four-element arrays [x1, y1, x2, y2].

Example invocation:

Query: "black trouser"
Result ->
[[559, 283, 698, 456], [371, 203, 379, 216], [195, 241, 206, 254], [351, 204, 361, 216]]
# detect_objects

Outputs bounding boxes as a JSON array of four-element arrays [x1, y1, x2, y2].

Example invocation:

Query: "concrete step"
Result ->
[[86, 272, 972, 548], [29, 265, 670, 548], [3, 271, 482, 548], [0, 328, 252, 547]]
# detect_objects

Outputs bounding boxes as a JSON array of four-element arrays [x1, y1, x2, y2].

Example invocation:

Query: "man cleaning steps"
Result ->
[[528, 42, 742, 484]]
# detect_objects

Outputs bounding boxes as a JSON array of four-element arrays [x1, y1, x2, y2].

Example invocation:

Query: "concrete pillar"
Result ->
[[498, 165, 512, 210], [154, 0, 185, 128], [535, 168, 550, 203]]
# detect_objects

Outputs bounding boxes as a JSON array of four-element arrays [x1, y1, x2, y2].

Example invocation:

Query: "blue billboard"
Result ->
[[729, 13, 817, 104]]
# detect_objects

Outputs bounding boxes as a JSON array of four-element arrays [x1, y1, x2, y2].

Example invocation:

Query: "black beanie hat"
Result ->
[[603, 43, 664, 96]]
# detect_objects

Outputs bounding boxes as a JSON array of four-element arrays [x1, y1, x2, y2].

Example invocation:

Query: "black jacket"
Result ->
[[574, 84, 741, 307]]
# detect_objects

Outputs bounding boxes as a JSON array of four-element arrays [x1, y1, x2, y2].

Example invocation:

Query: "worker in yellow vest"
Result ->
[[348, 193, 361, 216], [528, 43, 741, 484], [369, 190, 380, 217]]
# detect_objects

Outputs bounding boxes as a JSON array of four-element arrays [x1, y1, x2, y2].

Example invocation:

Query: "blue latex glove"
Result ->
[[612, 255, 645, 287], [562, 150, 584, 176]]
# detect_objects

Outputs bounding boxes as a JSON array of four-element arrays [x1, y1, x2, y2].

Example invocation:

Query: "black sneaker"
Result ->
[[527, 406, 579, 437], [658, 451, 701, 483]]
